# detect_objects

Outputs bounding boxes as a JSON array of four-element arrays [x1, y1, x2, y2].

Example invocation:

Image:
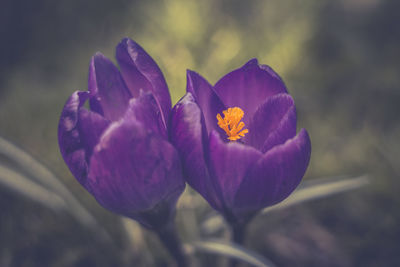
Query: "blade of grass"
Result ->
[[202, 174, 370, 234], [0, 136, 70, 194], [121, 218, 155, 265], [0, 136, 112, 243], [261, 174, 370, 214], [0, 164, 66, 211], [186, 239, 277, 267]]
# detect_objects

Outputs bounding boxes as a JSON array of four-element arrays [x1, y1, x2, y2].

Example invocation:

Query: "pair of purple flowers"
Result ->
[[58, 38, 311, 233]]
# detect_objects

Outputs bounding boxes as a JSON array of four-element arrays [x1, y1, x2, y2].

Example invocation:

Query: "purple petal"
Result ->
[[87, 117, 185, 217], [88, 53, 132, 121], [214, 59, 288, 122], [169, 93, 223, 211], [245, 93, 296, 151], [125, 91, 167, 138], [58, 91, 100, 188], [261, 105, 296, 153], [186, 70, 226, 135], [208, 131, 262, 211], [234, 129, 311, 216], [77, 108, 110, 162], [116, 38, 171, 124]]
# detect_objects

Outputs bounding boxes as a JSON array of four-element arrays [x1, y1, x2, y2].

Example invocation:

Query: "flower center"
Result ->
[[216, 107, 249, 141]]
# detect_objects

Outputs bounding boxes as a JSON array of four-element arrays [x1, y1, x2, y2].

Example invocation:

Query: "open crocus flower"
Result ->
[[170, 59, 311, 226], [58, 38, 185, 230]]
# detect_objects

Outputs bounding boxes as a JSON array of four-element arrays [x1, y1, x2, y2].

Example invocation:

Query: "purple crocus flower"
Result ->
[[170, 59, 311, 227], [58, 38, 185, 230]]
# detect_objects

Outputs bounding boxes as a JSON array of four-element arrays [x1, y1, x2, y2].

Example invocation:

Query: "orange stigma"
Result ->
[[216, 107, 249, 141]]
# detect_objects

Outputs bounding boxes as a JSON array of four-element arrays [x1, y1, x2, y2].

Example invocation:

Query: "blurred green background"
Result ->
[[1, 0, 399, 266]]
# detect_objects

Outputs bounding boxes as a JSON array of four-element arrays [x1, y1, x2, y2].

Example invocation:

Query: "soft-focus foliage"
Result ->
[[1, 0, 399, 266]]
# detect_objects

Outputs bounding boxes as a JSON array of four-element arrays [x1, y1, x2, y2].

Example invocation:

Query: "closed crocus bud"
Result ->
[[58, 38, 185, 230], [170, 59, 311, 232]]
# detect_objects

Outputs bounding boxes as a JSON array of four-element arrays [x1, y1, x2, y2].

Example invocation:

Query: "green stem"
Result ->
[[232, 223, 246, 245], [229, 222, 248, 267], [155, 224, 188, 267]]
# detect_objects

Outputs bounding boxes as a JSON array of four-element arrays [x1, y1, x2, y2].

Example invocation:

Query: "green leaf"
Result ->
[[0, 164, 67, 211], [187, 239, 277, 267], [0, 136, 113, 244], [0, 136, 79, 200], [201, 175, 370, 234], [261, 174, 370, 214]]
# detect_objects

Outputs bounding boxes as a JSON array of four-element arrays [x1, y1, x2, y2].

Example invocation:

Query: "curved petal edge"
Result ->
[[87, 117, 185, 224], [116, 38, 171, 125], [214, 58, 288, 120], [234, 129, 311, 217], [169, 93, 223, 211], [208, 130, 262, 220], [58, 91, 90, 187]]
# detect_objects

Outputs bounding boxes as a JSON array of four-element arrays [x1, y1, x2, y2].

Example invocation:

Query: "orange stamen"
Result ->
[[216, 107, 249, 141]]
